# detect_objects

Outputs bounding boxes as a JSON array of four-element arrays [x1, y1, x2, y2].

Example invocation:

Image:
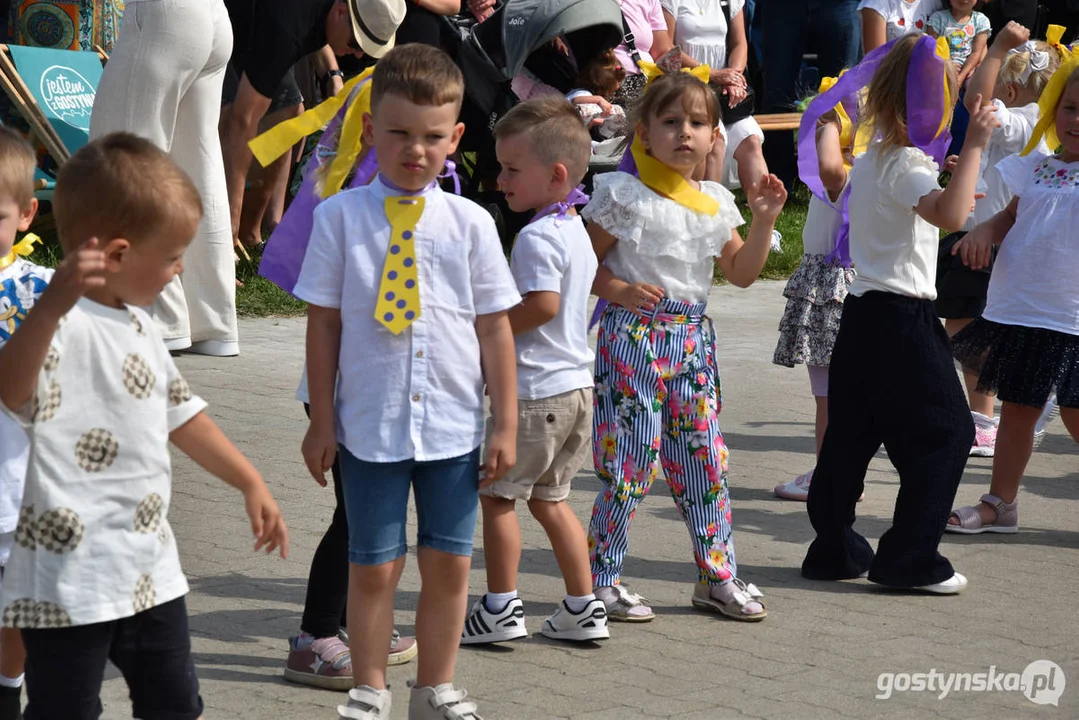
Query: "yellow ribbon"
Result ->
[[1047, 24, 1071, 61], [935, 35, 953, 141], [631, 136, 718, 215], [638, 60, 711, 89], [320, 79, 374, 199], [0, 233, 40, 270], [816, 73, 870, 169], [1023, 46, 1079, 155]]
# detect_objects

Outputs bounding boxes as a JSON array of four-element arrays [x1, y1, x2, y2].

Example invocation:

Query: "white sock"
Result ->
[[484, 590, 517, 613], [0, 673, 23, 689], [564, 593, 596, 613]]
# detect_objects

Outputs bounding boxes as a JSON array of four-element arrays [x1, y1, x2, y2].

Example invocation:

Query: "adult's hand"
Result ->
[[710, 67, 745, 88], [468, 0, 495, 20]]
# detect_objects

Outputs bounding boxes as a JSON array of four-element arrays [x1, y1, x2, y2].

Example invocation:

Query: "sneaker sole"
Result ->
[[283, 667, 356, 691], [969, 447, 995, 458], [539, 625, 611, 642], [691, 596, 767, 622], [605, 611, 655, 623], [459, 627, 529, 645], [944, 524, 1018, 535], [773, 488, 808, 501], [388, 641, 418, 666]]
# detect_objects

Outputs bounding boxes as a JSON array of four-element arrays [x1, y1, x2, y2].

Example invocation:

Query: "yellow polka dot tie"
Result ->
[[375, 196, 425, 334]]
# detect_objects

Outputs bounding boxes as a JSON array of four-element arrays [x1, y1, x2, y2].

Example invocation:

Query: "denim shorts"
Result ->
[[338, 445, 481, 566]]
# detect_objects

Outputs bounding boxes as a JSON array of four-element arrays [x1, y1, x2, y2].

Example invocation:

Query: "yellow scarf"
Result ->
[[0, 233, 40, 271], [1023, 26, 1078, 156], [630, 61, 718, 215], [816, 73, 871, 169], [248, 67, 376, 199]]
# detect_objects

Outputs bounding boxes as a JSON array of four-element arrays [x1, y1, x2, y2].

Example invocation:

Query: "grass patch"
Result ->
[[236, 246, 307, 318], [718, 184, 810, 283]]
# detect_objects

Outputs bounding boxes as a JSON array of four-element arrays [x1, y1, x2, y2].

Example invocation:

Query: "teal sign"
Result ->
[[8, 44, 102, 154]]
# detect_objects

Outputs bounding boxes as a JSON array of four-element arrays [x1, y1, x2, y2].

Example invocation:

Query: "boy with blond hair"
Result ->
[[0, 133, 288, 720], [297, 44, 520, 720], [0, 127, 47, 720], [460, 97, 608, 645]]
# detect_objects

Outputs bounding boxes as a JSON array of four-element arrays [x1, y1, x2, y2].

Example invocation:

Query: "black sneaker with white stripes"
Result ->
[[460, 596, 528, 645], [540, 599, 610, 642]]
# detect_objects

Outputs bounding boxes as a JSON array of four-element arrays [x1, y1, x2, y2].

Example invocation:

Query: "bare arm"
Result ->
[[663, 9, 701, 70], [413, 0, 462, 15], [817, 122, 848, 201], [953, 197, 1018, 269], [312, 45, 344, 96], [965, 38, 1007, 113], [861, 8, 887, 54], [477, 311, 517, 484], [508, 292, 560, 334], [221, 76, 272, 240], [300, 304, 341, 484], [588, 222, 664, 312], [650, 26, 675, 60], [725, 9, 748, 72], [963, 33, 990, 81], [715, 174, 787, 287]]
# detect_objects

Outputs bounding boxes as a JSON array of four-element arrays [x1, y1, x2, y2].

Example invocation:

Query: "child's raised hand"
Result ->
[[243, 483, 289, 558], [616, 282, 664, 317], [942, 155, 960, 173], [963, 96, 1001, 151], [995, 21, 1030, 52], [480, 427, 516, 487], [41, 238, 106, 315], [301, 421, 337, 486], [952, 225, 994, 270], [748, 174, 788, 223]]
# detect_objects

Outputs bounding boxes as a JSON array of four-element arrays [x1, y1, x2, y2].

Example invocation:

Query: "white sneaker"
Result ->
[[1033, 395, 1059, 449], [770, 229, 783, 253], [914, 572, 968, 595], [460, 596, 527, 645], [338, 685, 392, 720], [409, 683, 482, 720], [540, 599, 610, 642], [774, 470, 813, 501]]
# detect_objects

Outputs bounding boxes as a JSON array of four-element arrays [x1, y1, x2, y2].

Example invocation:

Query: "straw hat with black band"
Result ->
[[348, 0, 407, 58]]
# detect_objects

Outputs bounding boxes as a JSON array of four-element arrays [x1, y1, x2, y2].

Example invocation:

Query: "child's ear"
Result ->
[[447, 121, 466, 155], [17, 198, 38, 232], [551, 162, 569, 187], [361, 112, 375, 147], [100, 238, 130, 272], [636, 122, 649, 149], [711, 125, 722, 146]]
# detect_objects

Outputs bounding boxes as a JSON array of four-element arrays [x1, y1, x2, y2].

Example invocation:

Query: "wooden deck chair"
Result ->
[[0, 44, 107, 164]]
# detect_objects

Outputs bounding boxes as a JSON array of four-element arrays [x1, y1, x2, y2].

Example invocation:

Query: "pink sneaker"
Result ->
[[970, 413, 997, 458], [773, 470, 865, 502]]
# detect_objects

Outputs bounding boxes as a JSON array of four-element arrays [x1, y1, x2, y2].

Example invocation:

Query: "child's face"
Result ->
[[949, 0, 977, 14], [1055, 80, 1079, 160], [103, 231, 192, 307], [364, 94, 465, 192], [638, 94, 718, 177], [0, 196, 37, 257], [495, 134, 568, 213]]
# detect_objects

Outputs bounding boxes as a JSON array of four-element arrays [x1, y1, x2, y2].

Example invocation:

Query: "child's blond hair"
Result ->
[[54, 133, 202, 253], [0, 127, 37, 210], [862, 34, 959, 151], [999, 40, 1063, 97], [493, 97, 592, 186]]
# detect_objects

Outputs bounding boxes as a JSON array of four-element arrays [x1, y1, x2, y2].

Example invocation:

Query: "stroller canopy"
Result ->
[[500, 0, 624, 80]]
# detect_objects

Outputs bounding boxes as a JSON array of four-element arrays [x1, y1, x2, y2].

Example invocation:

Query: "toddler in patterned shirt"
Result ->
[[0, 133, 288, 720]]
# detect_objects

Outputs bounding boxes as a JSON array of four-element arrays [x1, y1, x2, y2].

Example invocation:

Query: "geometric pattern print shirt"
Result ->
[[0, 258, 53, 535], [0, 298, 206, 628]]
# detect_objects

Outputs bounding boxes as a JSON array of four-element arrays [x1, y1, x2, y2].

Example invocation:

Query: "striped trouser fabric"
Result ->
[[588, 299, 737, 588]]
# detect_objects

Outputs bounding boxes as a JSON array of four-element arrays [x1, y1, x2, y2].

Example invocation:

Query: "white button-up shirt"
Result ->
[[294, 177, 521, 462]]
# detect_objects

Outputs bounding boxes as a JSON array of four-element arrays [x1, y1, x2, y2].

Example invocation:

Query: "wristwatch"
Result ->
[[321, 69, 345, 90]]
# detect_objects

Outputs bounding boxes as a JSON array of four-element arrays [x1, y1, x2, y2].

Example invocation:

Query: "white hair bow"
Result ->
[[1009, 41, 1051, 84]]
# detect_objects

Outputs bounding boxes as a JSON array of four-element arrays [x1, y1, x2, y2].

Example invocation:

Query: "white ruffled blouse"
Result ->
[[582, 172, 745, 303]]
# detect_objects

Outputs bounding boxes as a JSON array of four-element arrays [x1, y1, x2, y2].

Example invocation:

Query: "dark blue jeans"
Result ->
[[761, 0, 861, 190]]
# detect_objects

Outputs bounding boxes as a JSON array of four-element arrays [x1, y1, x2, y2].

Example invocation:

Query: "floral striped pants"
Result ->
[[589, 299, 737, 588]]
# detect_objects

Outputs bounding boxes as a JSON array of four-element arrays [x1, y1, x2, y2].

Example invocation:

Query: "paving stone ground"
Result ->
[[99, 281, 1078, 719]]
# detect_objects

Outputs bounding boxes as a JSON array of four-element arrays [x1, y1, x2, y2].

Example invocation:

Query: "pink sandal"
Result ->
[[946, 493, 1018, 534]]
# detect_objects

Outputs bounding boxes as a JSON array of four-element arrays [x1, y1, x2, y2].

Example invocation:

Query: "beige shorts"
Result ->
[[482, 388, 593, 502]]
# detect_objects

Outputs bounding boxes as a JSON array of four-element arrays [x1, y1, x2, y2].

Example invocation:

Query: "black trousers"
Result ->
[[802, 292, 974, 587], [300, 405, 349, 638]]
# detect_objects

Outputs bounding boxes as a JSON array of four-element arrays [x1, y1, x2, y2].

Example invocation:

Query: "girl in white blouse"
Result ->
[[859, 0, 944, 52], [947, 57, 1079, 535], [584, 71, 785, 622], [800, 34, 998, 594]]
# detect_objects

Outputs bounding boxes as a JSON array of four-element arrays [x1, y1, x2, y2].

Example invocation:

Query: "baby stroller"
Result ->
[[442, 0, 624, 241]]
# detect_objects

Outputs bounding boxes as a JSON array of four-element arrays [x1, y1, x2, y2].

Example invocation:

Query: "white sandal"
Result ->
[[691, 579, 766, 622]]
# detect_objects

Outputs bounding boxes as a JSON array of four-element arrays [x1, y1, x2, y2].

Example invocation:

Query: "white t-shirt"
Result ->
[[984, 152, 1079, 336], [660, 0, 745, 71], [582, 172, 744, 304], [858, 0, 944, 41], [848, 145, 942, 299], [0, 258, 53, 538], [802, 181, 848, 257], [510, 214, 598, 400], [967, 100, 1045, 228], [0, 299, 204, 628], [293, 177, 522, 463]]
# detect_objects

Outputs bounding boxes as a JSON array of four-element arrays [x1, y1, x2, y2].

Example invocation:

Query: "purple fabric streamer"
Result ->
[[796, 35, 951, 268]]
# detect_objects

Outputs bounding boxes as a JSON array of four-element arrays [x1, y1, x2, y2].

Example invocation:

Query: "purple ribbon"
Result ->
[[797, 35, 951, 268], [439, 159, 462, 195], [531, 185, 590, 224]]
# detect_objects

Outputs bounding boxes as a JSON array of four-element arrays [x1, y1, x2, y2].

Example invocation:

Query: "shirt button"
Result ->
[[416, 350, 424, 358], [412, 394, 421, 402]]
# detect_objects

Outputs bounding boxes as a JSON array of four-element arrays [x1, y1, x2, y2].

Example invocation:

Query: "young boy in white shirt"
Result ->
[[0, 128, 49, 720], [0, 133, 289, 720], [460, 98, 608, 645], [296, 44, 520, 720]]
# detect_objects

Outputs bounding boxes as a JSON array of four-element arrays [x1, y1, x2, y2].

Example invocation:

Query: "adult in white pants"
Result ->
[[90, 0, 239, 356]]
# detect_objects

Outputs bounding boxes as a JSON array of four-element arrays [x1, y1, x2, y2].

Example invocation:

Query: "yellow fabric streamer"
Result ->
[[1047, 25, 1071, 61], [631, 136, 719, 215], [1022, 48, 1079, 155], [935, 35, 953, 141], [248, 68, 374, 168], [0, 233, 41, 270], [320, 80, 374, 198], [638, 60, 711, 89]]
